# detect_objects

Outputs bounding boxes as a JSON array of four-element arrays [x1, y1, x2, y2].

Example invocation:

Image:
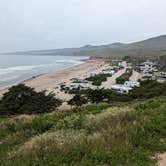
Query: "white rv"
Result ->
[[111, 85, 132, 94], [124, 81, 140, 88]]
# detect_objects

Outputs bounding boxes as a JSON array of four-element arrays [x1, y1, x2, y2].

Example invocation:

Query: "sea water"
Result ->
[[0, 55, 88, 89]]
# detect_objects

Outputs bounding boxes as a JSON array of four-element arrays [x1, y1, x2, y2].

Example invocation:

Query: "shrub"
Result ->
[[86, 88, 110, 103], [86, 74, 112, 86], [69, 80, 166, 104], [0, 84, 62, 115], [68, 94, 88, 107], [116, 69, 133, 84], [130, 80, 166, 99]]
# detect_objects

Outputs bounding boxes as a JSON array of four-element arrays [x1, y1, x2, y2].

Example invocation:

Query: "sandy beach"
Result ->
[[0, 58, 142, 112], [1, 59, 135, 110], [0, 59, 105, 100]]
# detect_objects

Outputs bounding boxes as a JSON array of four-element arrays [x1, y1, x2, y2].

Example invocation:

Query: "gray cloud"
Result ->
[[0, 0, 166, 52]]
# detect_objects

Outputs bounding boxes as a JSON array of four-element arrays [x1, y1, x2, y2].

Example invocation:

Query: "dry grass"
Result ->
[[1, 98, 165, 165], [0, 115, 35, 130], [10, 129, 87, 159], [11, 129, 109, 160], [10, 106, 134, 159], [84, 106, 133, 129]]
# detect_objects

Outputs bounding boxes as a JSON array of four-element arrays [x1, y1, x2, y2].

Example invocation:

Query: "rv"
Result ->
[[155, 72, 166, 83], [111, 85, 132, 94], [124, 81, 140, 88]]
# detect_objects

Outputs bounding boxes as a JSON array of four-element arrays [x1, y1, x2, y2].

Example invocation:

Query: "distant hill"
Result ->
[[5, 35, 166, 58]]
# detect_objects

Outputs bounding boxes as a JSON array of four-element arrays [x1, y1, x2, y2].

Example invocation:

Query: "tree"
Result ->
[[85, 74, 112, 86], [0, 84, 62, 115], [68, 94, 87, 107], [86, 88, 108, 103]]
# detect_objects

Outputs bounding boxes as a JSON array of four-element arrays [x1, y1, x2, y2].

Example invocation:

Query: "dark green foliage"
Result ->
[[131, 80, 166, 99], [85, 88, 132, 103], [122, 55, 132, 63], [68, 94, 87, 107], [86, 88, 109, 103], [106, 90, 132, 102], [69, 80, 166, 104], [116, 69, 133, 84], [86, 73, 112, 86], [69, 88, 132, 103], [68, 88, 88, 95], [0, 84, 62, 115]]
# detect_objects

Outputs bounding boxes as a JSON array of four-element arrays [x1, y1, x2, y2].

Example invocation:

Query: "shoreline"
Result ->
[[0, 55, 89, 90], [0, 59, 104, 98], [0, 57, 88, 91]]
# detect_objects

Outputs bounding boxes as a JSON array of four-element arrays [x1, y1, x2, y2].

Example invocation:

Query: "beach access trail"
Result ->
[[130, 70, 142, 82]]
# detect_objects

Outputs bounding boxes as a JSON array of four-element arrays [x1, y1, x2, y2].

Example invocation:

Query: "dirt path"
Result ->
[[101, 61, 127, 89], [129, 70, 142, 82], [157, 153, 166, 166], [101, 68, 126, 89]]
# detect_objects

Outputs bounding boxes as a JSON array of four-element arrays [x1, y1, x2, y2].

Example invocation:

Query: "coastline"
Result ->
[[0, 59, 104, 98], [0, 55, 88, 91]]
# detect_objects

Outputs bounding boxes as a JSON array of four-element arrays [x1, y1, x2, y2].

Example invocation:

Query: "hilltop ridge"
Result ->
[[5, 35, 166, 58]]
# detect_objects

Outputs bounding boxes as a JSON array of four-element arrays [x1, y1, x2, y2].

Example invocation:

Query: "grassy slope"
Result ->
[[0, 99, 165, 166]]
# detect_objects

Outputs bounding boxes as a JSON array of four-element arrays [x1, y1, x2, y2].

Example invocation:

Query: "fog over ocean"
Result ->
[[0, 55, 88, 89]]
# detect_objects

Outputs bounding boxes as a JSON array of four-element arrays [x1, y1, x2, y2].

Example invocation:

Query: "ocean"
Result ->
[[0, 55, 88, 89]]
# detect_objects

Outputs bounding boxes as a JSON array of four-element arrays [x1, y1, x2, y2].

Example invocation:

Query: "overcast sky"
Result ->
[[0, 0, 166, 52]]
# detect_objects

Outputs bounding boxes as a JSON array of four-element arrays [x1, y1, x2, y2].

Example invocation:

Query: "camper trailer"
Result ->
[[124, 81, 140, 88], [111, 85, 132, 94]]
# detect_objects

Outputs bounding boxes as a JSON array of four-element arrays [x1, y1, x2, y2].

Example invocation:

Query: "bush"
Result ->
[[68, 80, 166, 104], [86, 74, 112, 86], [116, 69, 133, 84], [86, 88, 110, 103], [130, 80, 166, 99], [68, 94, 88, 107], [0, 84, 62, 115]]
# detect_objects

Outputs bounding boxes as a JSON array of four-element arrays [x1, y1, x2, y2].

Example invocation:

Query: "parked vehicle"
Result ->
[[124, 81, 140, 88], [111, 85, 132, 94]]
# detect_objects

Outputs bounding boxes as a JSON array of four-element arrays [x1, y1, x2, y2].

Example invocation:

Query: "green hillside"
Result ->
[[6, 35, 166, 59], [0, 98, 165, 165]]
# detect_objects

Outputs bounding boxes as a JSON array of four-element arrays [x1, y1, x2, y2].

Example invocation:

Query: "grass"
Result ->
[[0, 98, 165, 165]]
